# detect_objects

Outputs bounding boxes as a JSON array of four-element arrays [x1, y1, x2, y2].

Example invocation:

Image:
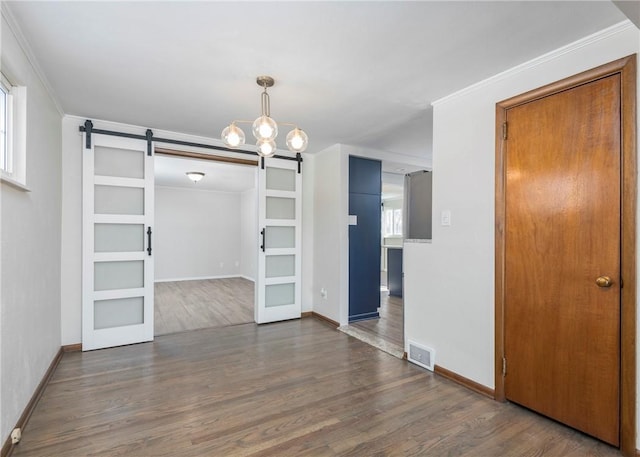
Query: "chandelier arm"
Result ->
[[236, 120, 301, 128], [229, 120, 302, 129]]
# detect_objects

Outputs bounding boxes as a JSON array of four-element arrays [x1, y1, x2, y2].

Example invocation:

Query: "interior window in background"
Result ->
[[384, 208, 403, 237], [393, 209, 402, 235], [385, 210, 394, 236]]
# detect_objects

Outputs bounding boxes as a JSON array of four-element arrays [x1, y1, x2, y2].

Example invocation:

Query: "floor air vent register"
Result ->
[[407, 341, 435, 371]]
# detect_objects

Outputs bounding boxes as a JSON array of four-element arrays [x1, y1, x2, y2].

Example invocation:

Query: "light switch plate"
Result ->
[[441, 210, 451, 226]]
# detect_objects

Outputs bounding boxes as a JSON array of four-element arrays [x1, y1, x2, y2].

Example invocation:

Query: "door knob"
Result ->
[[595, 276, 613, 288]]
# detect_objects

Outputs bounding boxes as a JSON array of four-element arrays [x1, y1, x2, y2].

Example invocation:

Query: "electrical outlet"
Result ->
[[320, 288, 327, 299], [235, 261, 239, 267], [11, 428, 21, 444], [219, 262, 224, 268]]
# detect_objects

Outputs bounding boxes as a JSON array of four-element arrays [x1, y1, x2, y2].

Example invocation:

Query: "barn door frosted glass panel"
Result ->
[[266, 197, 295, 219], [266, 166, 295, 191], [95, 146, 144, 178], [265, 283, 295, 308], [95, 224, 144, 252], [266, 255, 295, 278], [94, 260, 144, 291], [94, 297, 144, 329], [265, 226, 295, 249], [95, 186, 144, 215]]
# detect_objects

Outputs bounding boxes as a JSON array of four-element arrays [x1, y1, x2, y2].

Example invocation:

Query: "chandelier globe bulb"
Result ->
[[221, 123, 246, 148], [286, 128, 309, 153], [256, 139, 277, 157]]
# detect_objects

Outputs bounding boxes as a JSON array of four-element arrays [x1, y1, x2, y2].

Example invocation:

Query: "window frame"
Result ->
[[0, 70, 28, 190], [0, 72, 13, 175]]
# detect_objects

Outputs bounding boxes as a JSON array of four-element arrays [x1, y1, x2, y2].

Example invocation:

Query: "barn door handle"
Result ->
[[260, 228, 265, 252], [147, 227, 152, 256], [595, 276, 612, 288]]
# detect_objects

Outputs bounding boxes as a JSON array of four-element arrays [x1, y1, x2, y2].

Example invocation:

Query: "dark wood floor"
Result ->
[[13, 318, 620, 456], [351, 290, 403, 347], [154, 277, 254, 335]]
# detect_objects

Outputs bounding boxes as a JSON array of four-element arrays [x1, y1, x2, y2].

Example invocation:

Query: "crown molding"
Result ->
[[432, 20, 635, 107], [1, 3, 65, 116]]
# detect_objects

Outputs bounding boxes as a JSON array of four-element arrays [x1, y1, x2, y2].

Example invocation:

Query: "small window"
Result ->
[[383, 207, 403, 237], [0, 72, 27, 188]]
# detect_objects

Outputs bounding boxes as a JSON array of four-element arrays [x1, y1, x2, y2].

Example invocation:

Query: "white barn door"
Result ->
[[256, 158, 302, 323], [82, 134, 154, 350]]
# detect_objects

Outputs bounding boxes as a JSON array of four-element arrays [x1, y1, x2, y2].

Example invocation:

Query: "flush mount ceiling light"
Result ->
[[186, 171, 205, 183], [221, 76, 308, 158]]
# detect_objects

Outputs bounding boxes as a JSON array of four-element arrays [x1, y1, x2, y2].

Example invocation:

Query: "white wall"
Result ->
[[301, 153, 315, 313], [312, 145, 349, 324], [240, 187, 257, 281], [0, 10, 62, 441], [403, 21, 640, 446], [60, 116, 83, 345], [155, 186, 242, 281]]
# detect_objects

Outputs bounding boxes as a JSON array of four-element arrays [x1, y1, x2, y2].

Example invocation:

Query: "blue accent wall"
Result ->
[[349, 156, 381, 322]]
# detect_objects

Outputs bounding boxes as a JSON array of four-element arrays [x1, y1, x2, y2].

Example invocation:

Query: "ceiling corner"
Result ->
[[612, 1, 640, 28], [2, 2, 65, 116]]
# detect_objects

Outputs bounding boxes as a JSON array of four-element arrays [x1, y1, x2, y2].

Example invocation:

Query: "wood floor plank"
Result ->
[[154, 277, 254, 335], [12, 319, 622, 456], [351, 290, 403, 348]]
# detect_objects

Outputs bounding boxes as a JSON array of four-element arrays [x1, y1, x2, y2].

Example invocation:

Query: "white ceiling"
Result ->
[[155, 155, 256, 192], [5, 1, 628, 169]]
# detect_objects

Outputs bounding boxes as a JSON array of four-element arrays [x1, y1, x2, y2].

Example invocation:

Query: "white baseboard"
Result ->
[[239, 275, 255, 282]]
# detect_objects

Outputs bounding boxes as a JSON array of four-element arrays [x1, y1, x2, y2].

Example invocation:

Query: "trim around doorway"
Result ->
[[494, 55, 637, 456], [155, 147, 258, 166]]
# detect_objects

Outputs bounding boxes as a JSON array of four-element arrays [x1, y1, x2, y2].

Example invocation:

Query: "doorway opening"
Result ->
[[343, 165, 406, 357], [153, 150, 258, 335]]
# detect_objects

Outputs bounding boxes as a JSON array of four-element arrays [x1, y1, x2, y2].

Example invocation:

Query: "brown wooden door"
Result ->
[[504, 74, 621, 445]]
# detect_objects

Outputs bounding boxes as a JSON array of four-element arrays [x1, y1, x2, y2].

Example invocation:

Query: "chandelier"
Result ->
[[221, 76, 308, 157]]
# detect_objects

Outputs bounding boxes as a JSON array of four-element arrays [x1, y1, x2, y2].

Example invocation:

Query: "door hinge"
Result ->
[[502, 122, 508, 140], [502, 357, 507, 377]]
